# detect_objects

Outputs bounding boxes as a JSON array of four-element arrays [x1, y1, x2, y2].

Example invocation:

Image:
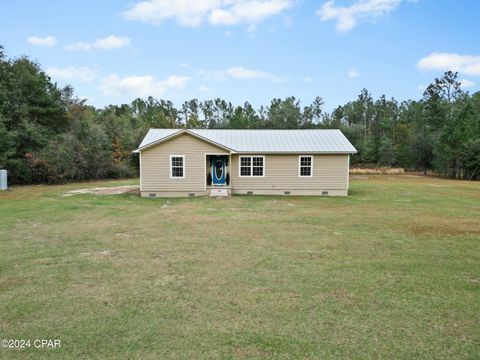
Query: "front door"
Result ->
[[212, 156, 226, 185]]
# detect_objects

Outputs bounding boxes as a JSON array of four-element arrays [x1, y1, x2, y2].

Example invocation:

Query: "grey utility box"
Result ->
[[0, 170, 7, 190]]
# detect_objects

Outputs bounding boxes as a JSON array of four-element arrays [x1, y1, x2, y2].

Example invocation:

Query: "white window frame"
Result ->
[[170, 155, 185, 179], [298, 155, 313, 177], [239, 155, 265, 177]]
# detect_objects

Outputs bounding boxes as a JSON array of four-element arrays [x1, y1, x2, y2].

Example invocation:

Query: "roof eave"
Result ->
[[234, 151, 357, 154], [136, 129, 185, 152], [135, 128, 236, 153]]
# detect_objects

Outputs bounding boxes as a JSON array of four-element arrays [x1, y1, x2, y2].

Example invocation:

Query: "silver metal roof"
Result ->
[[138, 128, 181, 148], [137, 129, 357, 154]]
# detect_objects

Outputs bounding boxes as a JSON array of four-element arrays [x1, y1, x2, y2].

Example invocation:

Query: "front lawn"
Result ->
[[0, 176, 479, 359]]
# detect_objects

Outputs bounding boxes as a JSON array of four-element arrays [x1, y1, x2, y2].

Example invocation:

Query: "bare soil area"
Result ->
[[63, 185, 139, 196]]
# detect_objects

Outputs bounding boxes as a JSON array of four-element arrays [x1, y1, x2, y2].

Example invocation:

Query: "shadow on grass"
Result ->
[[347, 188, 369, 197]]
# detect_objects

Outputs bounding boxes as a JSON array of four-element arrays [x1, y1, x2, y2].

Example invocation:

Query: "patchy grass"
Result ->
[[0, 176, 479, 359]]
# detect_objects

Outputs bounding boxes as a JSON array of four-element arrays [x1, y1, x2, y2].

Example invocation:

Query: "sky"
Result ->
[[1, 0, 479, 112]]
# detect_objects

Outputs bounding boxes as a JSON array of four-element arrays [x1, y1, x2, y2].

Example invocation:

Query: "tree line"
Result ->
[[1, 46, 479, 184]]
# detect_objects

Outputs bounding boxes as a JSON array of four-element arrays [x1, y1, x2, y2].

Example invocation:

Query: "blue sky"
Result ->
[[1, 0, 479, 112]]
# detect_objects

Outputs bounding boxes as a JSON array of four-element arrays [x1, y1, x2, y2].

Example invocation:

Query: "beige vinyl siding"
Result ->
[[141, 133, 228, 192], [231, 154, 349, 191]]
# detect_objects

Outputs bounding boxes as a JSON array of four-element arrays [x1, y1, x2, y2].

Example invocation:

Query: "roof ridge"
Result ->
[[156, 128, 341, 131]]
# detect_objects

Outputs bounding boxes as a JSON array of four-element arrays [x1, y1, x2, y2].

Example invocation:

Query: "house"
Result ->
[[134, 129, 357, 197]]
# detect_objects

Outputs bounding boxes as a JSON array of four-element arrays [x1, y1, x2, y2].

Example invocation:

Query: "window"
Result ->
[[239, 156, 264, 177], [252, 157, 264, 176], [299, 156, 312, 177], [170, 155, 185, 178], [240, 157, 251, 176]]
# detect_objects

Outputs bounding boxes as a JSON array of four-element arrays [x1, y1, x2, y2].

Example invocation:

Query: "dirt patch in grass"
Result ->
[[80, 249, 118, 257], [467, 276, 480, 284], [407, 217, 480, 237], [63, 185, 139, 196]]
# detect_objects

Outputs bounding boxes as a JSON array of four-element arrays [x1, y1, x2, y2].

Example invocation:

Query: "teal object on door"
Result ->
[[212, 157, 226, 185]]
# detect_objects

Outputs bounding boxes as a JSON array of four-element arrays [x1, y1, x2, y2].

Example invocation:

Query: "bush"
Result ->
[[5, 158, 32, 184]]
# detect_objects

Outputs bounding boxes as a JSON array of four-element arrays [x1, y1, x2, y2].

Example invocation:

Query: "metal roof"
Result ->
[[137, 129, 357, 154], [138, 128, 181, 148]]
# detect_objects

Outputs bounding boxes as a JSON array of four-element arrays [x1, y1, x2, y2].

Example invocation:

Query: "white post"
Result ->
[[0, 170, 7, 190]]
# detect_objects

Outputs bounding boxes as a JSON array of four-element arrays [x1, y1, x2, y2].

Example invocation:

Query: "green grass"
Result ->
[[0, 176, 479, 359]]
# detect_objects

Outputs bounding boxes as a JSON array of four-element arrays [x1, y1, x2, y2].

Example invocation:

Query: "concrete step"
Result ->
[[210, 188, 230, 197]]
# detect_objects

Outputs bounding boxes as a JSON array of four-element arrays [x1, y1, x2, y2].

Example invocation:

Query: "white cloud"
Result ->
[[227, 67, 276, 80], [94, 35, 130, 50], [100, 74, 190, 98], [66, 35, 130, 51], [348, 69, 359, 78], [209, 0, 292, 25], [304, 76, 313, 83], [178, 62, 190, 68], [459, 79, 475, 88], [27, 35, 56, 47], [317, 0, 402, 32], [198, 66, 283, 82], [46, 66, 98, 83], [123, 0, 219, 26], [123, 0, 293, 28], [416, 53, 480, 76]]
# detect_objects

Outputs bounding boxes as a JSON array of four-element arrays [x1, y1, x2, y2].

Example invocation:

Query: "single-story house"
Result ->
[[134, 129, 357, 197]]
